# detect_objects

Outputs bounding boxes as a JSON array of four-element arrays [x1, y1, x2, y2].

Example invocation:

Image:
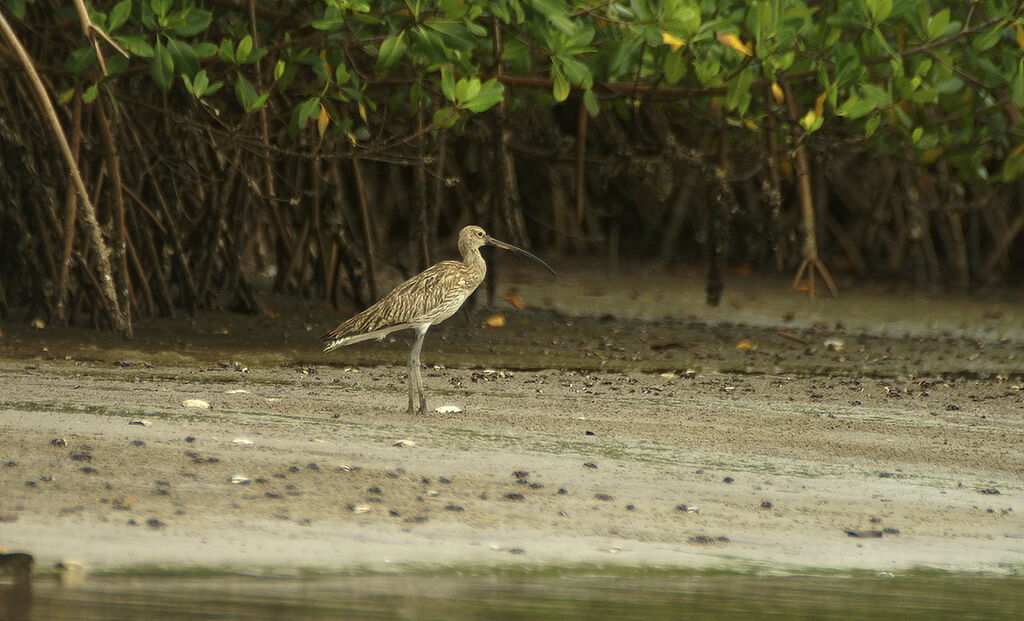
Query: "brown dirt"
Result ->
[[1, 265, 1023, 575]]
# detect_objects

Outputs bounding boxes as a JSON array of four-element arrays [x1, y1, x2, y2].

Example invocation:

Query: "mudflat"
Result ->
[[1, 266, 1022, 575]]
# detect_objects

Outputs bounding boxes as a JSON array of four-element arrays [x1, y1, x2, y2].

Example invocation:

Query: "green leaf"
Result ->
[[865, 0, 892, 24], [82, 83, 99, 104], [192, 69, 209, 96], [927, 9, 949, 39], [531, 0, 575, 35], [64, 47, 97, 76], [1012, 59, 1024, 109], [552, 65, 570, 102], [218, 38, 235, 63], [971, 24, 1004, 52], [663, 48, 685, 84], [558, 56, 592, 89], [58, 88, 76, 106], [311, 7, 346, 30], [1000, 145, 1024, 182], [335, 61, 350, 85], [193, 42, 217, 59], [151, 0, 171, 19], [432, 106, 459, 128], [836, 95, 876, 119], [171, 9, 212, 38], [8, 0, 26, 20], [859, 82, 892, 108], [725, 70, 754, 114], [582, 88, 599, 116], [234, 73, 260, 111], [454, 77, 470, 103], [297, 97, 320, 127], [462, 78, 504, 112], [440, 65, 455, 101], [165, 38, 200, 78], [107, 55, 130, 76], [376, 32, 407, 70], [425, 22, 476, 50], [150, 39, 174, 92], [115, 35, 153, 58], [236, 35, 253, 64], [109, 0, 132, 33], [464, 18, 487, 37], [864, 115, 881, 138]]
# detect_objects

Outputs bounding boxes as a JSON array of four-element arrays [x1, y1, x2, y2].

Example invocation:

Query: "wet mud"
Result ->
[[1, 266, 1023, 576]]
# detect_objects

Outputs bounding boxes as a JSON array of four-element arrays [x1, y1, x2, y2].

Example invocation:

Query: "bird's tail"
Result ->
[[321, 323, 414, 352]]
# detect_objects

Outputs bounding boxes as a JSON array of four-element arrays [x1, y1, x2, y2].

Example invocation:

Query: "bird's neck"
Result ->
[[459, 243, 487, 278]]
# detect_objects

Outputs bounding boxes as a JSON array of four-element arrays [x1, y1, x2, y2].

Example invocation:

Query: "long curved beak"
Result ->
[[485, 236, 556, 277]]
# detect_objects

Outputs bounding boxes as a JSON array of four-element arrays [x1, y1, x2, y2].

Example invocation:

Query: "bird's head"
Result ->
[[458, 225, 555, 276]]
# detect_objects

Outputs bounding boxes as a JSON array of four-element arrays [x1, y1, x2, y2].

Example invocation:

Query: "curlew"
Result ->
[[322, 225, 555, 415]]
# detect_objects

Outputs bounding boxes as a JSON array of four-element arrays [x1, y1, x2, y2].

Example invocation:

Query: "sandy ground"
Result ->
[[1, 265, 1023, 576]]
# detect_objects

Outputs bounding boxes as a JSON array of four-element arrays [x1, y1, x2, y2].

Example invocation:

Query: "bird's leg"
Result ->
[[407, 328, 428, 415]]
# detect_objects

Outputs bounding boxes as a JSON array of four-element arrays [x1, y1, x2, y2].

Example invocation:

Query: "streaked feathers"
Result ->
[[321, 260, 483, 351]]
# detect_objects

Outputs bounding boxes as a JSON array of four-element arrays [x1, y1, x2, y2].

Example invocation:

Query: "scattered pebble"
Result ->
[[230, 475, 251, 485], [735, 339, 757, 352], [689, 535, 729, 544], [760, 501, 774, 510], [131, 440, 146, 447], [226, 389, 249, 394], [503, 493, 525, 501], [594, 493, 614, 501], [231, 438, 254, 445], [583, 462, 597, 469], [723, 476, 734, 484], [508, 548, 526, 555], [675, 504, 699, 513], [50, 438, 67, 447], [434, 405, 462, 414], [444, 505, 464, 512], [54, 559, 85, 586], [392, 439, 416, 448], [979, 488, 1001, 495], [128, 419, 151, 426], [182, 399, 210, 409], [824, 338, 845, 352], [845, 529, 884, 538], [146, 518, 166, 529], [352, 505, 371, 514]]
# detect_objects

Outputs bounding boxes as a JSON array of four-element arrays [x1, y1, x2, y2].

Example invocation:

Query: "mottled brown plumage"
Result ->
[[322, 225, 554, 415]]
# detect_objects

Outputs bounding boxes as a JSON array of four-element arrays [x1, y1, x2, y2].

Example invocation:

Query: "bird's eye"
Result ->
[[477, 231, 484, 236]]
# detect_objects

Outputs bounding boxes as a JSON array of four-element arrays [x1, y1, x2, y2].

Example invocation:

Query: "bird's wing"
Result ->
[[322, 262, 476, 343]]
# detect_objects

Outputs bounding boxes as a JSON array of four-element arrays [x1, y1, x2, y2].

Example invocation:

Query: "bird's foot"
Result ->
[[406, 400, 428, 416]]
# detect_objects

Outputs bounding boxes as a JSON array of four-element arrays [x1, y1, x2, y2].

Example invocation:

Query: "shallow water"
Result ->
[[5, 571, 1024, 620]]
